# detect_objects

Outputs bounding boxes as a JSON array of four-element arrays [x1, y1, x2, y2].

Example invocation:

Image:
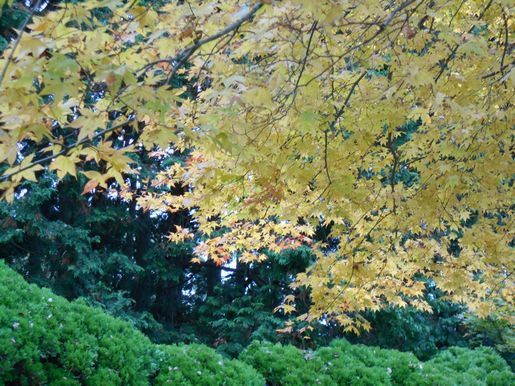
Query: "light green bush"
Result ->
[[0, 260, 512, 385], [240, 338, 514, 386], [406, 346, 514, 386], [0, 261, 263, 385], [239, 341, 332, 385]]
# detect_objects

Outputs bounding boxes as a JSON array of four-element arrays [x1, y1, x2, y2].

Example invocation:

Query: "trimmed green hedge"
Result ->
[[0, 260, 513, 385], [239, 339, 514, 386], [0, 261, 263, 385]]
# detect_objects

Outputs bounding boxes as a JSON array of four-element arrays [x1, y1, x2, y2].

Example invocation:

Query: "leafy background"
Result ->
[[0, 0, 513, 381]]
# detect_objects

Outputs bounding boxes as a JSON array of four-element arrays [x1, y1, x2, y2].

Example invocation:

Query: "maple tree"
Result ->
[[0, 0, 513, 332]]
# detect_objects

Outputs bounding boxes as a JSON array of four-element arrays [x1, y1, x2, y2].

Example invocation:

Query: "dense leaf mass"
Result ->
[[1, 260, 513, 385], [0, 260, 264, 385], [0, 0, 512, 328], [0, 1, 513, 384], [3, 169, 513, 364], [241, 340, 514, 386]]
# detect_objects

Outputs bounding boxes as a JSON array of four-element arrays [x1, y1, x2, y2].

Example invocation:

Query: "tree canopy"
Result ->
[[0, 0, 513, 331]]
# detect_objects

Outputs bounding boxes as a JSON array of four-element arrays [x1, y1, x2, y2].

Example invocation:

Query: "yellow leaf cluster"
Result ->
[[0, 0, 512, 329]]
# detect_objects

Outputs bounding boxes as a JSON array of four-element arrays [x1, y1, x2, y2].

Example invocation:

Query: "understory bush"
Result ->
[[0, 261, 263, 385], [240, 339, 514, 386], [0, 260, 513, 385]]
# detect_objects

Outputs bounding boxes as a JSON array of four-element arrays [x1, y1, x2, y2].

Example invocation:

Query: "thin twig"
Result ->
[[138, 3, 263, 76], [435, 0, 494, 83], [500, 9, 509, 76], [330, 71, 367, 132], [0, 0, 43, 89], [288, 21, 318, 107], [448, 0, 467, 27], [323, 129, 332, 184], [0, 119, 134, 182]]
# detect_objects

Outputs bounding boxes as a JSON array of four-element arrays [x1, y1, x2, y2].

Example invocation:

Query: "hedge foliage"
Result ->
[[0, 260, 513, 385], [239, 339, 514, 386], [0, 261, 263, 385]]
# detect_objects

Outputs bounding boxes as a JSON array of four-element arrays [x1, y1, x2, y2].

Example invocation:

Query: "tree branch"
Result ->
[[434, 0, 494, 83], [0, 0, 43, 89], [330, 71, 367, 132], [138, 2, 264, 76], [500, 9, 509, 76], [287, 21, 318, 107], [0, 119, 134, 182]]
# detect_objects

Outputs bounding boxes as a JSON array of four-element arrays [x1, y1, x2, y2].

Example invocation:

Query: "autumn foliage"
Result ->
[[0, 0, 513, 330]]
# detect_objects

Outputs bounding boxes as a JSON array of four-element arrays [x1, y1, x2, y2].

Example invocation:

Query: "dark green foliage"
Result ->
[[0, 171, 196, 343], [1, 1, 64, 53], [240, 339, 514, 386], [3, 259, 512, 385], [465, 315, 515, 368], [0, 3, 29, 40], [0, 173, 313, 350], [198, 293, 284, 357], [346, 284, 468, 360], [0, 260, 264, 385], [195, 247, 314, 356]]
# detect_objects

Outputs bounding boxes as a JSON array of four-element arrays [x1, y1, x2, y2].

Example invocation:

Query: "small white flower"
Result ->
[[12, 322, 20, 329], [47, 313, 52, 319], [48, 298, 53, 302], [386, 367, 392, 375]]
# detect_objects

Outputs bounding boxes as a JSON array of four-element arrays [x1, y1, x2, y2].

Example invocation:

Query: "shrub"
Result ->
[[407, 346, 515, 386], [239, 341, 332, 386], [316, 339, 419, 385], [153, 344, 263, 386], [0, 260, 513, 386], [240, 339, 514, 386], [0, 261, 263, 385]]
